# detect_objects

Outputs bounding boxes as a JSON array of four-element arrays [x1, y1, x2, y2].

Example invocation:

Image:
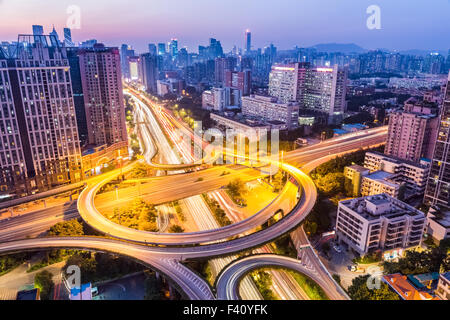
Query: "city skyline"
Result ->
[[0, 0, 449, 53]]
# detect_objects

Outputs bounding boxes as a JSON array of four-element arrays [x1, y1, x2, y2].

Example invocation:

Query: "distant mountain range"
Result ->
[[305, 43, 446, 56], [308, 43, 367, 54]]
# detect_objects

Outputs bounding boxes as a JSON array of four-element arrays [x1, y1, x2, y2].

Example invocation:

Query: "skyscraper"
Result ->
[[32, 25, 44, 36], [148, 43, 157, 55], [139, 53, 159, 94], [79, 44, 127, 147], [169, 38, 178, 58], [157, 43, 166, 55], [425, 72, 450, 208], [245, 29, 251, 54], [63, 28, 74, 47], [0, 34, 82, 195], [120, 44, 134, 79]]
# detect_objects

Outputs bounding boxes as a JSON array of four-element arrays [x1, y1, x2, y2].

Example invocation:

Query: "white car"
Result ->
[[333, 245, 342, 253]]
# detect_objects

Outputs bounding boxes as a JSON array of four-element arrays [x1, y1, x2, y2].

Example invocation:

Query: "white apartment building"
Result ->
[[241, 94, 299, 130], [360, 171, 401, 199], [336, 194, 426, 256], [364, 152, 430, 194], [268, 63, 306, 103]]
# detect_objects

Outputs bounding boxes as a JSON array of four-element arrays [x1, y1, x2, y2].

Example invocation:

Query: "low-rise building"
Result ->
[[383, 274, 439, 300], [435, 272, 450, 300], [426, 207, 450, 242], [360, 171, 402, 199], [364, 152, 430, 195], [336, 194, 426, 256]]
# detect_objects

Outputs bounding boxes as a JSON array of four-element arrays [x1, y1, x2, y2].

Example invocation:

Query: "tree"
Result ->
[[169, 225, 184, 233], [382, 248, 448, 275], [315, 172, 345, 196], [129, 163, 152, 179], [34, 270, 54, 300], [347, 275, 400, 300], [47, 220, 84, 237]]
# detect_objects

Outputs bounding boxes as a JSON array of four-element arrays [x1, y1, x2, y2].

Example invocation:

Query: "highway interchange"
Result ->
[[0, 87, 388, 300]]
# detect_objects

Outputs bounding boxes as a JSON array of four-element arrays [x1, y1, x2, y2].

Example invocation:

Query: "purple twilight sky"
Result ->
[[0, 0, 449, 53]]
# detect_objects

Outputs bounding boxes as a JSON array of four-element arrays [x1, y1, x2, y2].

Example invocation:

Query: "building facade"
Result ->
[[385, 97, 439, 162], [241, 95, 299, 130], [336, 194, 426, 256], [79, 44, 127, 147], [425, 72, 450, 209], [0, 35, 82, 195]]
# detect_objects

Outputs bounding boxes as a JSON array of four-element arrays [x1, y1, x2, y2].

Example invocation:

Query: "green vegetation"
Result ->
[[287, 270, 329, 300], [28, 219, 100, 273], [251, 270, 278, 300], [172, 200, 186, 222], [269, 235, 297, 259], [0, 253, 29, 276], [202, 194, 232, 227], [144, 270, 165, 300], [303, 198, 333, 236], [342, 112, 374, 125], [226, 178, 248, 207], [129, 163, 152, 179], [347, 275, 400, 300], [354, 251, 382, 265], [109, 199, 159, 232], [34, 270, 54, 300], [382, 245, 450, 275], [271, 171, 287, 193], [63, 252, 145, 284], [332, 274, 341, 285], [48, 219, 84, 237], [169, 225, 185, 233]]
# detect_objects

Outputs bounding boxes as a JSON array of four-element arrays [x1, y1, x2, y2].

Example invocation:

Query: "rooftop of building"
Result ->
[[366, 151, 430, 169], [16, 288, 40, 301], [346, 164, 369, 173], [211, 112, 273, 128], [441, 272, 450, 282], [428, 207, 450, 228], [383, 274, 439, 300], [340, 193, 424, 221]]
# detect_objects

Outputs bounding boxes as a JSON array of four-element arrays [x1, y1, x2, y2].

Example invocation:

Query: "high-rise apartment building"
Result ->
[[241, 95, 299, 130], [0, 35, 82, 195], [302, 65, 348, 123], [79, 44, 127, 147], [385, 97, 439, 162], [215, 57, 237, 86], [225, 70, 252, 96], [268, 63, 309, 104], [425, 72, 450, 209]]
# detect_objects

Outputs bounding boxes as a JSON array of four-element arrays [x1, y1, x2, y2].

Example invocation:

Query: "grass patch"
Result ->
[[287, 270, 329, 300]]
